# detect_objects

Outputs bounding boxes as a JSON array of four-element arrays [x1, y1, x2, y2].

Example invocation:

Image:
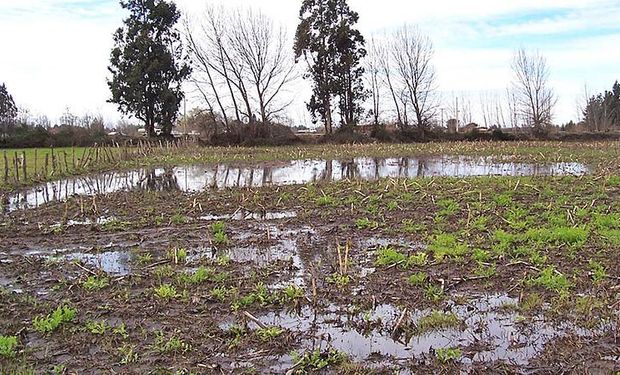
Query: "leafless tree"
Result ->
[[376, 36, 403, 126], [390, 25, 438, 132], [184, 6, 296, 128], [506, 87, 521, 129], [365, 37, 382, 125], [510, 49, 556, 129]]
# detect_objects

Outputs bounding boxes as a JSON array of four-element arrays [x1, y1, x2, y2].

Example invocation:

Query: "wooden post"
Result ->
[[45, 153, 49, 177], [22, 151, 27, 181], [34, 149, 38, 180], [63, 151, 69, 174], [51, 147, 56, 175], [3, 151, 8, 182], [14, 152, 19, 182]]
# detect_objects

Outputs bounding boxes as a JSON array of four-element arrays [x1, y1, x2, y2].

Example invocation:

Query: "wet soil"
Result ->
[[1, 173, 619, 374]]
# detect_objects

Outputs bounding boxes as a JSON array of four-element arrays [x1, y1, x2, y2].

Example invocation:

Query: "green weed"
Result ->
[[290, 348, 347, 373], [528, 267, 570, 294], [167, 248, 188, 264], [255, 327, 284, 341], [415, 311, 460, 334], [436, 347, 462, 363], [85, 320, 107, 335], [32, 305, 77, 334], [82, 276, 109, 291], [154, 284, 179, 300], [177, 267, 215, 285], [407, 272, 428, 286], [429, 234, 468, 261], [0, 335, 18, 358], [355, 217, 379, 230], [152, 331, 191, 354], [375, 246, 407, 267], [118, 344, 138, 364], [281, 284, 305, 303], [589, 260, 608, 283]]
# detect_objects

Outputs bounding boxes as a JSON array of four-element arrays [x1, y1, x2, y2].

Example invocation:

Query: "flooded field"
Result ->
[[0, 146, 618, 374], [3, 155, 588, 212]]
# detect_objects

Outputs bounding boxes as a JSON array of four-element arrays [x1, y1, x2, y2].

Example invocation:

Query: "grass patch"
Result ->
[[415, 311, 460, 335]]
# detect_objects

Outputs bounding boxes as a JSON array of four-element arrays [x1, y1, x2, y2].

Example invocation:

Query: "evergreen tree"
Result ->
[[108, 0, 191, 137], [294, 0, 366, 134], [583, 81, 620, 131], [0, 83, 18, 133]]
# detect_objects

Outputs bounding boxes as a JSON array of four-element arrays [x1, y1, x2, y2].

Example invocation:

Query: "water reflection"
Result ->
[[3, 156, 588, 212]]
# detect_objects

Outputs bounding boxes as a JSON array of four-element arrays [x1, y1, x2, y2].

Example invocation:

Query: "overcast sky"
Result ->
[[1, 0, 619, 126]]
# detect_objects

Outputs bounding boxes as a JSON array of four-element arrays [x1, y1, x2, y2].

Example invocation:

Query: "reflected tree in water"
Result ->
[[140, 168, 180, 191]]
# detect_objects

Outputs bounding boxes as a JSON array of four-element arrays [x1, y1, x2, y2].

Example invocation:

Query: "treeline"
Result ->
[[578, 82, 620, 131], [2, 0, 619, 148]]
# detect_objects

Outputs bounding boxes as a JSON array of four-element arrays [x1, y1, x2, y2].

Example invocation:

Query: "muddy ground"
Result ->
[[1, 172, 620, 374]]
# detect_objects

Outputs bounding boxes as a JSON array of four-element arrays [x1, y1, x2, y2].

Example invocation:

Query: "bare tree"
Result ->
[[227, 9, 296, 124], [376, 37, 403, 126], [365, 37, 382, 125], [184, 6, 296, 127], [510, 49, 556, 130], [390, 25, 437, 133]]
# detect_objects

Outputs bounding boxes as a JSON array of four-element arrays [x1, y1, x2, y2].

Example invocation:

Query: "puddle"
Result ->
[[200, 210, 297, 222], [0, 276, 23, 294], [3, 156, 589, 212], [222, 294, 614, 368], [63, 250, 133, 276]]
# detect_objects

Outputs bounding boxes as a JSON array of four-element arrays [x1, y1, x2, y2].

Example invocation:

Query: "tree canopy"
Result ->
[[0, 83, 18, 130], [294, 0, 366, 134], [108, 0, 191, 137]]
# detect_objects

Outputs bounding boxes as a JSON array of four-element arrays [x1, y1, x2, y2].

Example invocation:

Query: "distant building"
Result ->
[[447, 119, 458, 133]]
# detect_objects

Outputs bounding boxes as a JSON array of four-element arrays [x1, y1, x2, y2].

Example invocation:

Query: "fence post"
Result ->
[[3, 151, 8, 182], [51, 147, 56, 176], [14, 152, 19, 182], [63, 151, 69, 174], [34, 149, 38, 180], [22, 151, 27, 182], [45, 153, 49, 177]]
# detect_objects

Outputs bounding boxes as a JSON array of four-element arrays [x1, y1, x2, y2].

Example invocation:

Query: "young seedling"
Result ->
[[328, 242, 351, 287], [415, 311, 460, 335], [82, 276, 109, 291], [0, 335, 18, 358], [33, 305, 77, 334], [255, 327, 284, 341], [290, 348, 347, 373], [436, 347, 462, 363], [527, 266, 570, 294], [167, 248, 188, 264], [211, 222, 230, 246], [154, 284, 179, 300], [118, 343, 138, 364], [151, 330, 191, 354], [281, 284, 305, 303], [407, 272, 428, 287], [85, 320, 108, 335]]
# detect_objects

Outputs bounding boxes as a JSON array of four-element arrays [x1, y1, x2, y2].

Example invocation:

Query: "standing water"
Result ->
[[2, 155, 588, 212]]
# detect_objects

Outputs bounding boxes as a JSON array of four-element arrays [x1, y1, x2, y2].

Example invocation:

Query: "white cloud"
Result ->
[[0, 0, 618, 126]]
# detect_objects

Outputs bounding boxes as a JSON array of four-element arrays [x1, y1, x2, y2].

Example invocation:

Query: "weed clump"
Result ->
[[82, 276, 109, 291], [415, 311, 460, 334], [527, 266, 571, 294], [33, 305, 77, 334], [0, 335, 18, 358]]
